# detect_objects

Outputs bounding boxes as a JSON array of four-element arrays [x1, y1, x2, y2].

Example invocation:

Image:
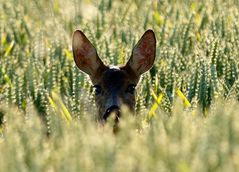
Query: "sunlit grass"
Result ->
[[1, 100, 239, 171], [0, 0, 239, 171]]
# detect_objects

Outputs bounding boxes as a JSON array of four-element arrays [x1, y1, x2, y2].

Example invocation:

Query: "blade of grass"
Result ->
[[4, 41, 15, 57], [144, 90, 164, 122], [48, 91, 72, 124], [176, 87, 191, 108]]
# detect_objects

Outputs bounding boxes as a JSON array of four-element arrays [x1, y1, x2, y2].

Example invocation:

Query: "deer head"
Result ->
[[72, 30, 156, 125]]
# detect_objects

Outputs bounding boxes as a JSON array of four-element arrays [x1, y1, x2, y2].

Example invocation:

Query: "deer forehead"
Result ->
[[101, 68, 129, 89]]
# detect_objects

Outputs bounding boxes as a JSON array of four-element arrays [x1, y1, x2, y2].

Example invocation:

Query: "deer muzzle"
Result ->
[[103, 105, 121, 121]]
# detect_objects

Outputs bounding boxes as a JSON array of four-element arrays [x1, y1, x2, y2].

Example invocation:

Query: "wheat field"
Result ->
[[0, 0, 239, 171]]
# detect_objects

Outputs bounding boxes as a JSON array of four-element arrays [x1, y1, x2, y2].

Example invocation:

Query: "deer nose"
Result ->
[[103, 105, 120, 121]]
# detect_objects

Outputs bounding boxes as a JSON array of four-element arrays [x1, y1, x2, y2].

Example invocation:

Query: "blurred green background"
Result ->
[[0, 0, 239, 171]]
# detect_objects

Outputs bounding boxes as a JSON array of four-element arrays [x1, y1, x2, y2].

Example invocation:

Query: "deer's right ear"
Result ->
[[72, 30, 105, 76]]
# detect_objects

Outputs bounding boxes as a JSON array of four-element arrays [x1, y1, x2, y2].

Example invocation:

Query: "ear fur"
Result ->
[[72, 30, 105, 76], [125, 29, 156, 76]]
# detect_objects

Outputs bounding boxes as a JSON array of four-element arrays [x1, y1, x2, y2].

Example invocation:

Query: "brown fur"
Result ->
[[72, 29, 156, 125]]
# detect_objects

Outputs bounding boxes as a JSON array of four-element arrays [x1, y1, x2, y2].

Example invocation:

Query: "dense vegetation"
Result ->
[[0, 0, 239, 171]]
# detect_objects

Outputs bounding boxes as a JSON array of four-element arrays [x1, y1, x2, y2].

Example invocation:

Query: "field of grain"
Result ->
[[0, 0, 239, 171]]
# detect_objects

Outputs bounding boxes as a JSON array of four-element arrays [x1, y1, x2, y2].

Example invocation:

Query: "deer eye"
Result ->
[[126, 84, 136, 94], [93, 85, 102, 95]]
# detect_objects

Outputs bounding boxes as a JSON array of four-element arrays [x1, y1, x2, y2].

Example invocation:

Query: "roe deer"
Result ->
[[72, 29, 156, 127]]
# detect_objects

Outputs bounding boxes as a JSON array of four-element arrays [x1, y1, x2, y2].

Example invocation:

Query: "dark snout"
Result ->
[[103, 105, 120, 121]]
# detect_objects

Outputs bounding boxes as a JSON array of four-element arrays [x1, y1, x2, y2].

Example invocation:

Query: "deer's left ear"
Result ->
[[126, 30, 156, 76]]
